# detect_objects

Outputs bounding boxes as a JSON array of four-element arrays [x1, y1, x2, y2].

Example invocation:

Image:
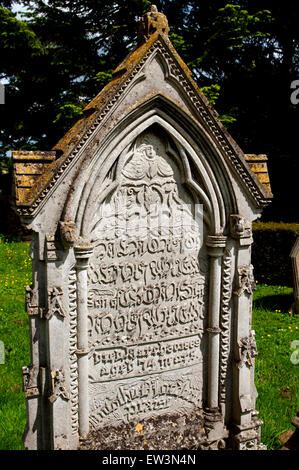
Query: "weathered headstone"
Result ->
[[13, 5, 273, 450], [280, 410, 299, 450]]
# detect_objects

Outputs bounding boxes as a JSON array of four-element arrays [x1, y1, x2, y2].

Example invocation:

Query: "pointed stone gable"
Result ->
[[13, 8, 272, 216], [14, 6, 271, 451]]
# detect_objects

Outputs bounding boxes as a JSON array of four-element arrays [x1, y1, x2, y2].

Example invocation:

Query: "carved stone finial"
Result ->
[[138, 4, 170, 44]]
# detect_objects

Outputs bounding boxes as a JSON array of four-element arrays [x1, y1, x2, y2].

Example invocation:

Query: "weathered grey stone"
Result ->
[[13, 5, 272, 450]]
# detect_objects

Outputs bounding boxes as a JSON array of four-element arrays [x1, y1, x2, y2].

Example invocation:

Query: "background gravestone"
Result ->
[[13, 5, 272, 450]]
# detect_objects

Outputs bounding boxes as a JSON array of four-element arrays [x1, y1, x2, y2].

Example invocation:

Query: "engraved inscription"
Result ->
[[87, 131, 206, 427], [90, 334, 202, 382], [89, 367, 202, 429], [88, 281, 204, 347]]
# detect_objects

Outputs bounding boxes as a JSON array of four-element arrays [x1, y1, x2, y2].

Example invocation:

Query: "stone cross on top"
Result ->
[[138, 4, 170, 43]]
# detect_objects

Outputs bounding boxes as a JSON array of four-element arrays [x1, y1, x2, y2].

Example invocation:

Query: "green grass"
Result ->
[[0, 237, 298, 450], [0, 236, 31, 450], [252, 283, 299, 449]]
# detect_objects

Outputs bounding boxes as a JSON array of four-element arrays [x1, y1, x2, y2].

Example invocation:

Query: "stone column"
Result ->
[[230, 215, 264, 450], [206, 235, 227, 410], [74, 245, 93, 439]]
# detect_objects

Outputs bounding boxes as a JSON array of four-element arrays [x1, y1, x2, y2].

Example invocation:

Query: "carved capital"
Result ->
[[59, 220, 77, 247], [206, 235, 226, 257], [234, 264, 256, 296], [74, 245, 93, 270], [76, 348, 90, 356], [206, 327, 221, 335], [230, 214, 251, 238]]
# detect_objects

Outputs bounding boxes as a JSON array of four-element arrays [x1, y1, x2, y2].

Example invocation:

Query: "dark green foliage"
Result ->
[[252, 222, 299, 287], [0, 1, 298, 221], [0, 1, 151, 155]]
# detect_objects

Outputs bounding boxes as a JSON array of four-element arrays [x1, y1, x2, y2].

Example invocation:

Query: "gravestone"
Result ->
[[13, 5, 273, 450]]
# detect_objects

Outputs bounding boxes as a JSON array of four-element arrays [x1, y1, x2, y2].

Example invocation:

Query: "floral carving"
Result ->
[[237, 331, 258, 368], [234, 264, 256, 296]]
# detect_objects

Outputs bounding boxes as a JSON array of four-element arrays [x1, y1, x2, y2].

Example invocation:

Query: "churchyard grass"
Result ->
[[0, 236, 298, 450], [253, 283, 299, 449], [0, 236, 31, 450]]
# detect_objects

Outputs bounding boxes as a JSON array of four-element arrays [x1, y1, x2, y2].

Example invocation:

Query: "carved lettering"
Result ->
[[87, 133, 206, 428], [89, 369, 202, 429], [89, 335, 202, 382]]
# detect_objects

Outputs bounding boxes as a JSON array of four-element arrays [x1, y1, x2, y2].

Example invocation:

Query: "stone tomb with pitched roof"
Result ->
[[13, 6, 272, 450]]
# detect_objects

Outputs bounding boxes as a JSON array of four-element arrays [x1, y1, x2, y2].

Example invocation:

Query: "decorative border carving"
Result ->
[[219, 249, 232, 403], [68, 267, 79, 434], [17, 37, 270, 217], [46, 234, 59, 261]]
